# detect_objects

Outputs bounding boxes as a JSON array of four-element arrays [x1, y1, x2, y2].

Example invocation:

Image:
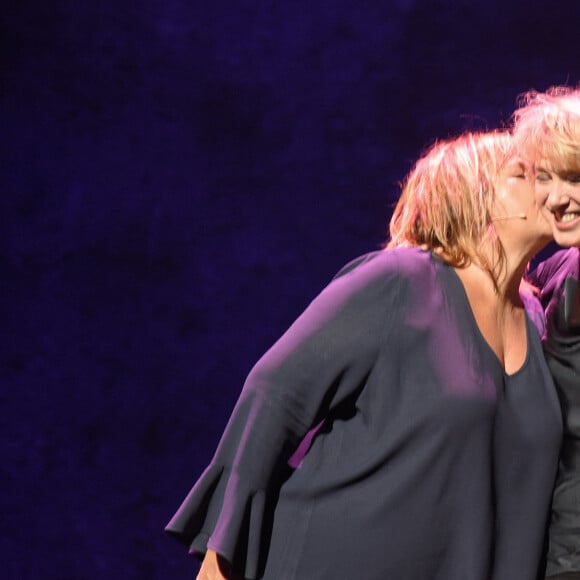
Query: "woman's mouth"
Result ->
[[554, 211, 580, 228]]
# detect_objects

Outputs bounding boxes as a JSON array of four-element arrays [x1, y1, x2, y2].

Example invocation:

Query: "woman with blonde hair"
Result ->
[[514, 86, 580, 580], [166, 131, 560, 580]]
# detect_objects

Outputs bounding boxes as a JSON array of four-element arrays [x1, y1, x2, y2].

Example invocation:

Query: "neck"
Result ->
[[480, 236, 549, 302], [463, 262, 522, 308]]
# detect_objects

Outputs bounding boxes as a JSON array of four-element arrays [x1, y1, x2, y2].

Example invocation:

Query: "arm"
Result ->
[[167, 250, 403, 578]]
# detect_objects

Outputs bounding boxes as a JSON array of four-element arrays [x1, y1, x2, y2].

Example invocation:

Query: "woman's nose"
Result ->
[[544, 181, 570, 211]]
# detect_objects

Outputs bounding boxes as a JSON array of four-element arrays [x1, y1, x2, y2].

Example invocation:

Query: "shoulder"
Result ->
[[532, 247, 580, 305], [317, 247, 441, 332], [322, 248, 443, 319], [333, 247, 438, 284], [534, 247, 580, 286]]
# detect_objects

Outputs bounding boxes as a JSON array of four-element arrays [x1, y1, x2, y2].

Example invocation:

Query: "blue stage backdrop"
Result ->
[[2, 1, 579, 578]]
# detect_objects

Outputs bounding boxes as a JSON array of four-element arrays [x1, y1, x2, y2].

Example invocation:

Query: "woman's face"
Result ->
[[492, 158, 553, 248], [534, 163, 580, 247]]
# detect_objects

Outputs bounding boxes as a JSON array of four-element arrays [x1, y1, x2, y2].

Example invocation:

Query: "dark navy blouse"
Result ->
[[167, 248, 561, 580]]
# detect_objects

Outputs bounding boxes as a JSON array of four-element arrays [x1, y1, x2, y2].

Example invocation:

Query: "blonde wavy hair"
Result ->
[[513, 86, 580, 173], [387, 131, 515, 284]]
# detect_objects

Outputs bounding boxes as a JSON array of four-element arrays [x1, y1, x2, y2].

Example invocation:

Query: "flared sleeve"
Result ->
[[165, 250, 403, 578]]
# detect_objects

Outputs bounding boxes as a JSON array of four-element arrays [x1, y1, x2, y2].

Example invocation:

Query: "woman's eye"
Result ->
[[507, 161, 528, 178], [535, 173, 551, 183]]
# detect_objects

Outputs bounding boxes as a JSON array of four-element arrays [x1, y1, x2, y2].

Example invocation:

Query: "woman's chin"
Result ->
[[553, 229, 580, 248]]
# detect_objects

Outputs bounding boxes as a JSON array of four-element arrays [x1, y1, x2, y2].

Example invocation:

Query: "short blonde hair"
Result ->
[[387, 131, 514, 283], [513, 86, 580, 173]]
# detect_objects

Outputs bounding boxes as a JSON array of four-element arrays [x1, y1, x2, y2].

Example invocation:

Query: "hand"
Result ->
[[196, 550, 237, 580]]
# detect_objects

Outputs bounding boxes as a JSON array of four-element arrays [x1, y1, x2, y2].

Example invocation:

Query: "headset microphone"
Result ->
[[491, 214, 527, 221]]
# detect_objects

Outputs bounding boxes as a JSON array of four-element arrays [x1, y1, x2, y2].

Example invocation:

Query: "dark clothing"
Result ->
[[167, 248, 561, 580], [532, 247, 580, 578]]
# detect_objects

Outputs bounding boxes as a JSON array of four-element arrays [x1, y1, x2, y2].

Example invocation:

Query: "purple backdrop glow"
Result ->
[[2, 1, 579, 578]]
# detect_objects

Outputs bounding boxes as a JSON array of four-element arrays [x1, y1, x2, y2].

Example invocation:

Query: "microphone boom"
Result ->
[[491, 214, 527, 221]]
